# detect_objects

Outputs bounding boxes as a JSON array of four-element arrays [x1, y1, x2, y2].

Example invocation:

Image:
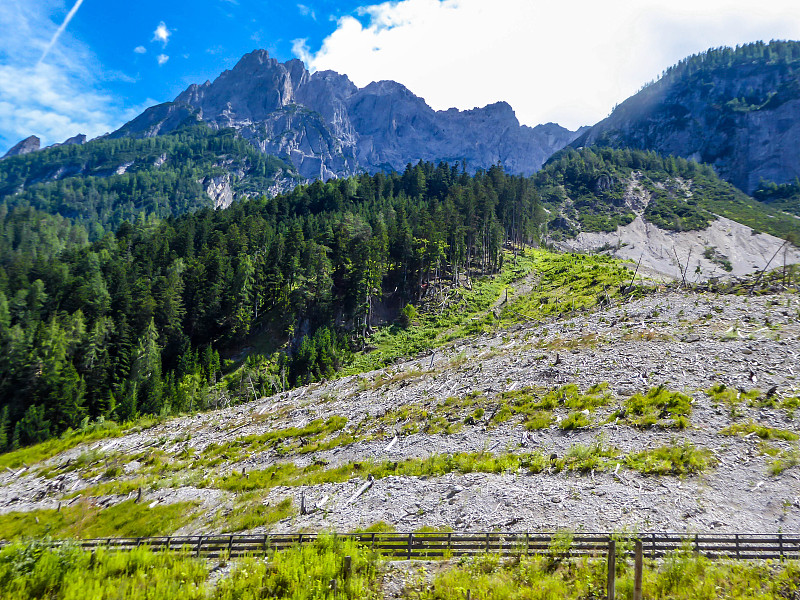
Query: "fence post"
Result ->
[[343, 555, 352, 579], [485, 532, 490, 553], [448, 532, 452, 554], [228, 535, 233, 558], [371, 533, 376, 551], [694, 534, 699, 554], [407, 533, 413, 560], [650, 533, 656, 558], [779, 533, 784, 558], [607, 539, 616, 600], [196, 536, 203, 558], [633, 540, 643, 600], [735, 534, 740, 559]]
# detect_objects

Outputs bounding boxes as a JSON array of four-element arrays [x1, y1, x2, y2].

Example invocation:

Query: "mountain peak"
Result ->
[[2, 135, 40, 159], [117, 48, 581, 180], [233, 48, 272, 69]]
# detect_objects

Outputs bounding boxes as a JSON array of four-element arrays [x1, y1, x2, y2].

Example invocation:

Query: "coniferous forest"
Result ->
[[0, 162, 542, 449]]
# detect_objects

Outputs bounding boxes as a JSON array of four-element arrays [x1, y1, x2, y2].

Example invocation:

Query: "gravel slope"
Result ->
[[1, 290, 799, 536]]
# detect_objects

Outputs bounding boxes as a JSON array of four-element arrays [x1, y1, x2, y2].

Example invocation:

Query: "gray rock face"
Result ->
[[110, 103, 201, 139], [2, 136, 40, 159], [57, 134, 87, 146], [114, 49, 581, 180], [573, 43, 800, 193]]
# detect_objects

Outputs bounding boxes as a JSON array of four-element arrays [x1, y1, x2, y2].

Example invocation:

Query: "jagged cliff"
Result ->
[[113, 49, 582, 180], [2, 135, 40, 159], [574, 41, 800, 194]]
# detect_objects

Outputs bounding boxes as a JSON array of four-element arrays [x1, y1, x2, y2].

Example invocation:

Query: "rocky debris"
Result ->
[[557, 215, 800, 280], [112, 49, 582, 181], [2, 136, 40, 159], [1, 290, 799, 535]]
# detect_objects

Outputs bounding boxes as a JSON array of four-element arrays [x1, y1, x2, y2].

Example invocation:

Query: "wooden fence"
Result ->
[[17, 532, 800, 561]]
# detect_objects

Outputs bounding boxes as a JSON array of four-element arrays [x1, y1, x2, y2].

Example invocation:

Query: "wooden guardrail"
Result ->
[[15, 532, 799, 561]]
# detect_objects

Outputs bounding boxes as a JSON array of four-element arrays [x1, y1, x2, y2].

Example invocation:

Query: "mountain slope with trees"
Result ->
[[537, 146, 800, 240], [574, 40, 800, 199], [0, 124, 298, 238], [2, 146, 798, 451], [0, 163, 546, 449]]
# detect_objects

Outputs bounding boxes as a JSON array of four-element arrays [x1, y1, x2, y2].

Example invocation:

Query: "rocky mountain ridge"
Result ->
[[111, 49, 583, 181]]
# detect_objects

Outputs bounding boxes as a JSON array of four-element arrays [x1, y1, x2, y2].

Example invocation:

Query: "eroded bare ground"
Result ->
[[2, 290, 800, 536]]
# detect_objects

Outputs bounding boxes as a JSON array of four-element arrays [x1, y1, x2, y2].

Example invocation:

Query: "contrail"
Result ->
[[38, 0, 85, 64]]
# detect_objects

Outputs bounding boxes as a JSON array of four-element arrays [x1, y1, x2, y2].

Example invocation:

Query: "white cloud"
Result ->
[[134, 45, 147, 54], [38, 0, 84, 64], [297, 4, 316, 20], [291, 38, 313, 65], [152, 21, 171, 47], [306, 0, 800, 129], [157, 54, 169, 66], [0, 62, 122, 148], [0, 0, 133, 152]]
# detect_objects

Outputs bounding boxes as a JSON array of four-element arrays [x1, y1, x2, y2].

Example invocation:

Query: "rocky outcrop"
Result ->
[[573, 41, 800, 193], [2, 136, 40, 159], [56, 134, 87, 147], [204, 174, 235, 209], [113, 49, 582, 180]]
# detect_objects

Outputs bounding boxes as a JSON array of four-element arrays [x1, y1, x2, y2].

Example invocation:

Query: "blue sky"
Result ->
[[3, 0, 800, 154], [0, 0, 365, 153]]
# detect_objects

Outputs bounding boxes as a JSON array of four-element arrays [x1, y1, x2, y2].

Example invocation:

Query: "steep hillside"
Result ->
[[574, 41, 800, 198], [0, 124, 297, 235], [537, 147, 800, 277], [0, 164, 548, 451], [1, 281, 798, 538]]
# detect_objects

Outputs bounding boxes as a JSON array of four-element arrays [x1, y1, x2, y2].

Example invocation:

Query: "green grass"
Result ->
[[554, 442, 619, 472], [342, 249, 639, 376], [213, 535, 380, 599], [210, 439, 698, 492], [0, 542, 208, 600], [0, 500, 199, 540], [624, 440, 713, 476], [624, 386, 693, 428], [0, 417, 162, 471], [769, 446, 800, 476], [211, 452, 544, 492], [497, 383, 613, 431], [720, 420, 798, 441], [706, 383, 762, 416], [218, 496, 296, 533], [202, 416, 348, 463], [559, 411, 591, 430], [7, 533, 794, 599], [0, 535, 380, 599], [497, 253, 637, 328], [412, 546, 800, 599]]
